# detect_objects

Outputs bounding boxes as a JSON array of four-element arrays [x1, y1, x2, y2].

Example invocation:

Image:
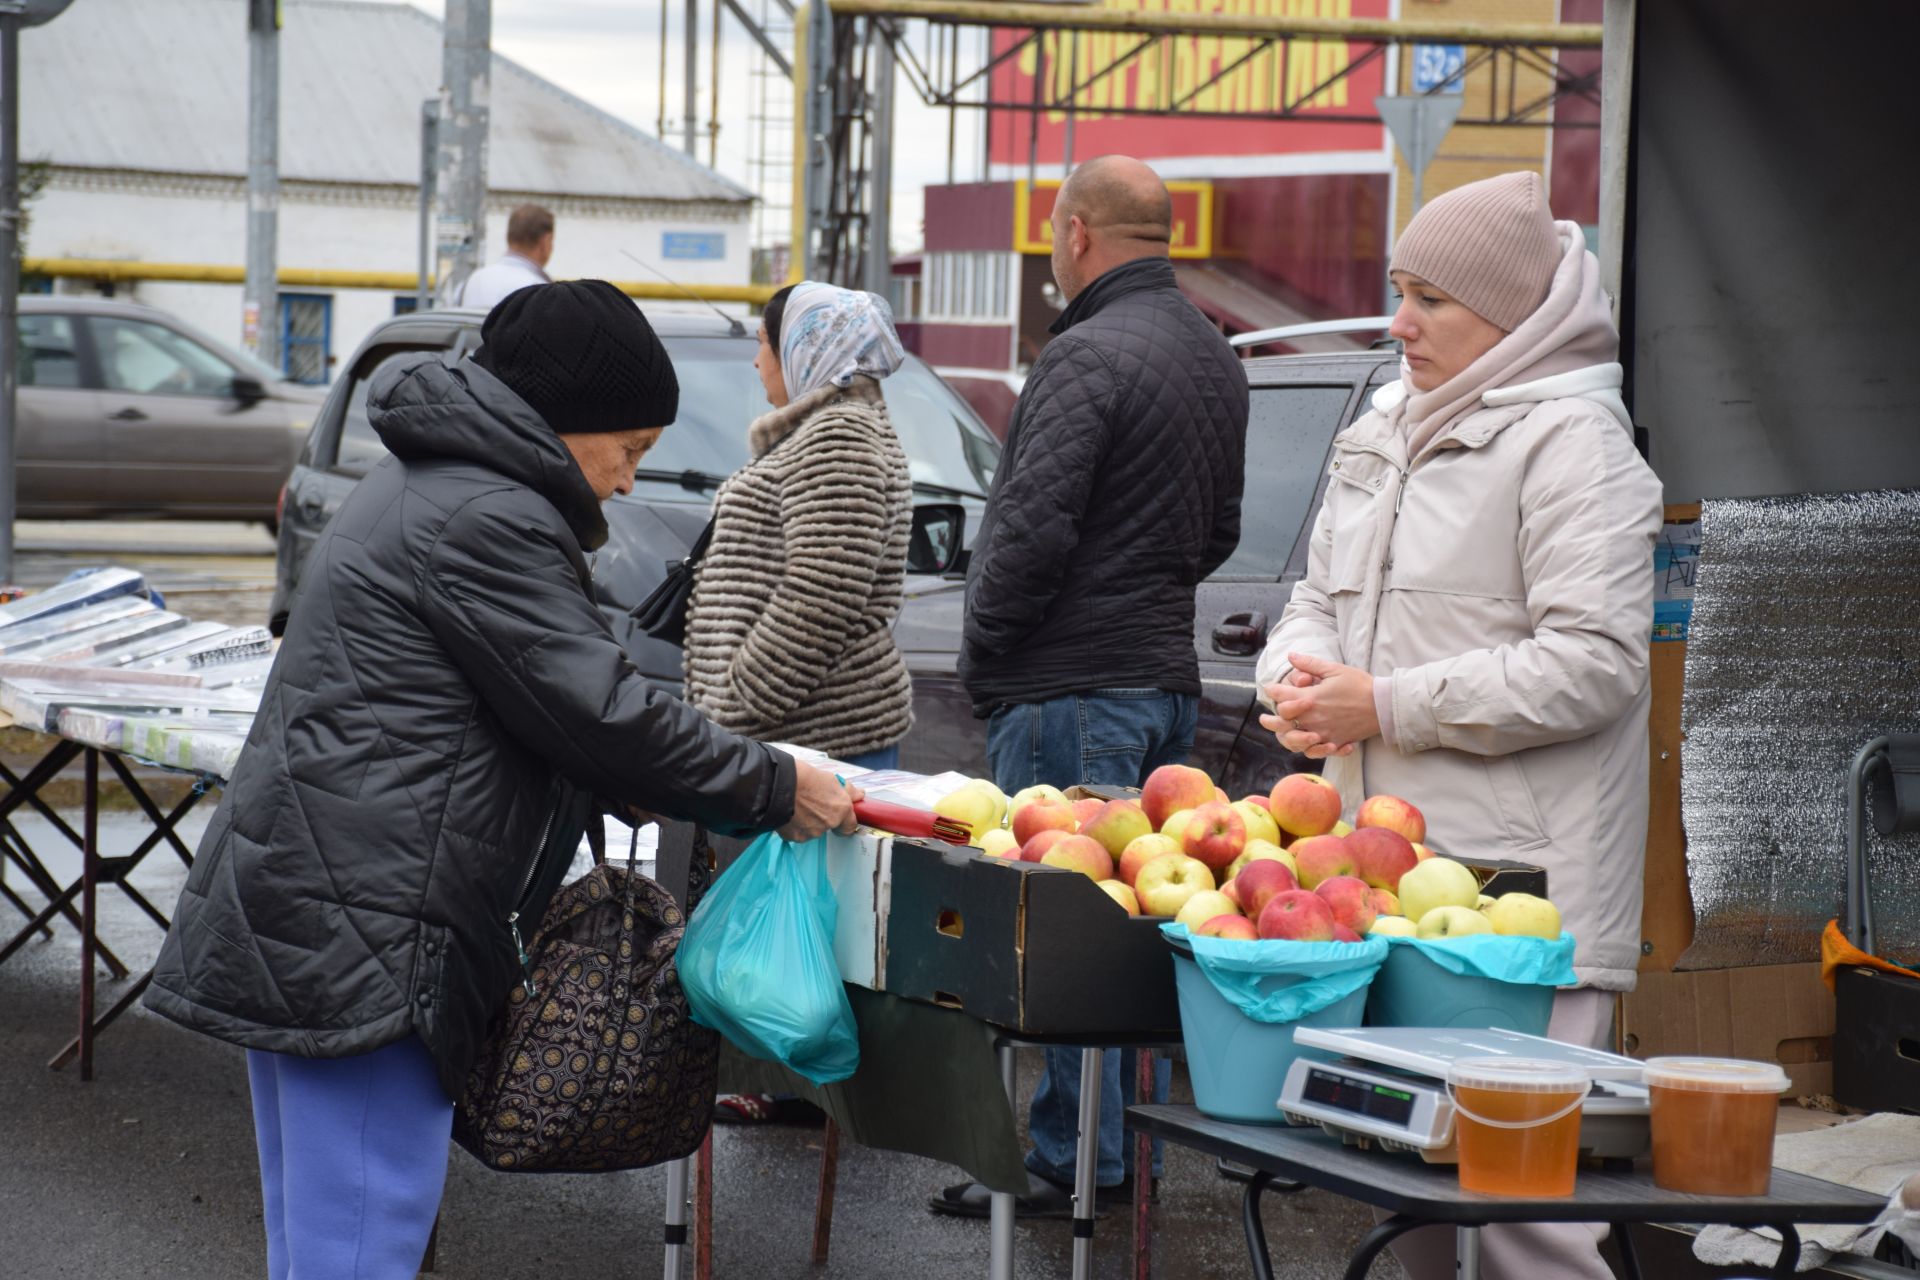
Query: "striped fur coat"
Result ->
[[683, 377, 915, 758]]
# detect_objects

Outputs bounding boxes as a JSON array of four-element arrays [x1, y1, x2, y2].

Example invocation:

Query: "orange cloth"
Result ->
[[1821, 918, 1920, 993]]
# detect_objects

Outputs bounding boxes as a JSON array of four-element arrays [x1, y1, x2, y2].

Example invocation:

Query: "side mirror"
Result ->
[[231, 375, 269, 407], [906, 502, 966, 576]]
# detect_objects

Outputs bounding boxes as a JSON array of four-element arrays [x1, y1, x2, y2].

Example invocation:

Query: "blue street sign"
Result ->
[[1412, 44, 1467, 95], [662, 232, 727, 261]]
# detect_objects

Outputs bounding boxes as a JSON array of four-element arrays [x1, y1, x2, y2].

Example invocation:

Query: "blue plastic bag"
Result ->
[[1161, 923, 1388, 1024], [678, 832, 860, 1085], [1377, 931, 1577, 985]]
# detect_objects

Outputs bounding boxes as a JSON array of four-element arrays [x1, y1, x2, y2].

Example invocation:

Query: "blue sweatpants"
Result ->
[[247, 1037, 453, 1280]]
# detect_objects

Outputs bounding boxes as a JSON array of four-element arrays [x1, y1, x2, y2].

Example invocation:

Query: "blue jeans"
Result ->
[[841, 744, 899, 771], [248, 1038, 452, 1280], [985, 688, 1195, 1188]]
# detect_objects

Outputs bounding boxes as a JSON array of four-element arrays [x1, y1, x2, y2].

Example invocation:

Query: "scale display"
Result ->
[[1300, 1067, 1417, 1126]]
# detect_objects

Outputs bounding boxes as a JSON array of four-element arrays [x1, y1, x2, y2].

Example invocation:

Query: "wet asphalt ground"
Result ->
[[0, 522, 1394, 1279]]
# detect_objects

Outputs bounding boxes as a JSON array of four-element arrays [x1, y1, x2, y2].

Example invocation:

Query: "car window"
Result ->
[[90, 317, 235, 397], [1208, 384, 1352, 580], [16, 314, 82, 388], [336, 346, 441, 473]]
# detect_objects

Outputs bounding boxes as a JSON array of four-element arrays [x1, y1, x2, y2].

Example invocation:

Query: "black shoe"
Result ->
[[928, 1173, 1137, 1220]]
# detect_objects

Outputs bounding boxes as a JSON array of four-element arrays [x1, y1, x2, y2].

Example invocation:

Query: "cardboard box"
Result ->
[[1620, 962, 1836, 1095]]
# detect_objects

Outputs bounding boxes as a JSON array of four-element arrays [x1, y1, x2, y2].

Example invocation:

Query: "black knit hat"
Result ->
[[471, 279, 679, 433]]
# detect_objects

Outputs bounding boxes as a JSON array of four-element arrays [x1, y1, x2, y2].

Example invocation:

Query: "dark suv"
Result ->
[[272, 306, 1395, 789]]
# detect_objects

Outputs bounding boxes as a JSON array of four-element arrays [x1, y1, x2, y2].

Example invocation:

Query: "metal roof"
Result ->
[[20, 0, 751, 204]]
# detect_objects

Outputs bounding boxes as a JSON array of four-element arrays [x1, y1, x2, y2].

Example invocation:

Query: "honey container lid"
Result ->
[[1643, 1056, 1790, 1094]]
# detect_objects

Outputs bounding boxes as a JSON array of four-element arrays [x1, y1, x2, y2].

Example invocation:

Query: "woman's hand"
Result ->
[[1259, 652, 1378, 760], [781, 766, 865, 841]]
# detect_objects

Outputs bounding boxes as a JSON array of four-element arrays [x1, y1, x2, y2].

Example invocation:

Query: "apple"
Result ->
[[1290, 833, 1356, 890], [1009, 784, 1069, 813], [1233, 857, 1300, 919], [1226, 839, 1297, 883], [1314, 875, 1379, 935], [1012, 796, 1078, 845], [1174, 889, 1242, 932], [1040, 835, 1115, 881], [1231, 799, 1282, 848], [1220, 878, 1242, 908], [1097, 880, 1141, 916], [1346, 826, 1419, 893], [1476, 894, 1498, 913], [1117, 833, 1181, 889], [1332, 924, 1363, 943], [1397, 857, 1483, 923], [1178, 801, 1248, 872], [1357, 794, 1426, 845], [1161, 808, 1198, 844], [1256, 889, 1337, 941], [935, 782, 1007, 844], [1197, 914, 1259, 941], [1410, 841, 1436, 862], [1214, 787, 1231, 804], [1142, 764, 1216, 829], [1134, 853, 1217, 918], [1082, 799, 1153, 860], [1268, 772, 1343, 838], [1486, 893, 1563, 939], [1332, 820, 1354, 838], [1019, 829, 1075, 862], [980, 829, 1021, 859], [1366, 887, 1400, 918], [1242, 794, 1272, 813], [1369, 915, 1419, 937], [1417, 905, 1494, 939], [1071, 797, 1106, 829]]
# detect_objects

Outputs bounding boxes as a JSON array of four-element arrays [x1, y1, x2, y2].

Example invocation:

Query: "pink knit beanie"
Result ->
[[1389, 171, 1559, 332]]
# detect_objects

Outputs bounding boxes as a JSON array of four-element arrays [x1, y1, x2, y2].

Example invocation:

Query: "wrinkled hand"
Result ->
[[781, 765, 865, 841], [1258, 652, 1376, 760]]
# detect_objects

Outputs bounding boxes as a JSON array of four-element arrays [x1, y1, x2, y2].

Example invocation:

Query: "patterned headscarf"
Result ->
[[778, 282, 906, 402]]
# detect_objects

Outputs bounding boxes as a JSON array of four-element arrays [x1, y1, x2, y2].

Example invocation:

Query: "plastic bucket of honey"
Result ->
[[1645, 1057, 1789, 1195], [1446, 1057, 1590, 1196]]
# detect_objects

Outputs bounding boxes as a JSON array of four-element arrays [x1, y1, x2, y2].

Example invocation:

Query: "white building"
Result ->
[[21, 0, 754, 383]]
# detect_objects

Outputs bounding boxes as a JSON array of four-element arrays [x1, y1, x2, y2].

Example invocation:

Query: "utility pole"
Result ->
[[683, 0, 698, 156], [437, 0, 491, 306], [865, 22, 893, 299], [416, 99, 439, 311], [243, 0, 280, 370]]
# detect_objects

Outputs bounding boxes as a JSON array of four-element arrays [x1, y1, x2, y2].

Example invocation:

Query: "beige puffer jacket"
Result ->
[[1258, 223, 1664, 991]]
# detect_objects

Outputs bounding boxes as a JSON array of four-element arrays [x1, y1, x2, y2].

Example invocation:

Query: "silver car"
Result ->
[[13, 296, 323, 525]]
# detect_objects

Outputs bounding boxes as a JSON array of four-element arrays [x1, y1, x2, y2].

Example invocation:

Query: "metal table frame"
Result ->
[[1128, 1104, 1890, 1280]]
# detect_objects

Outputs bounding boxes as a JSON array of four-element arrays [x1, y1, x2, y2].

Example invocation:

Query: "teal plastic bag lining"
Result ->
[[1161, 923, 1388, 1024], [679, 832, 860, 1085], [1378, 932, 1577, 986]]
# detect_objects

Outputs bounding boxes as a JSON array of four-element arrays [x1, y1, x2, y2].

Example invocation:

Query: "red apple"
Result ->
[[1314, 875, 1379, 934], [1071, 797, 1106, 829], [1290, 833, 1356, 889], [1012, 796, 1078, 845], [1213, 787, 1231, 804], [1082, 799, 1153, 859], [1256, 889, 1337, 941], [1366, 887, 1400, 918], [1220, 878, 1243, 908], [1040, 834, 1114, 881], [1141, 764, 1216, 829], [1346, 826, 1419, 893], [1241, 794, 1272, 813], [1357, 794, 1426, 845], [1178, 800, 1248, 872], [1118, 833, 1181, 888], [1197, 914, 1259, 941], [1268, 773, 1343, 838], [1018, 828, 1075, 862], [1233, 857, 1300, 919], [1332, 924, 1363, 943], [1134, 853, 1216, 918]]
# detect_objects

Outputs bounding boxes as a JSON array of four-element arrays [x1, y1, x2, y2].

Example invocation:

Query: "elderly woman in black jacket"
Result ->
[[145, 282, 858, 1280]]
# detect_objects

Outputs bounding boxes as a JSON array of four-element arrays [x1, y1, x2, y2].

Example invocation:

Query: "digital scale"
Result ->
[[1276, 1027, 1652, 1164]]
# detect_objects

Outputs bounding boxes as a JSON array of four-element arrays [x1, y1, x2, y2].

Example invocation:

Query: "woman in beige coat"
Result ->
[[1255, 171, 1663, 1280]]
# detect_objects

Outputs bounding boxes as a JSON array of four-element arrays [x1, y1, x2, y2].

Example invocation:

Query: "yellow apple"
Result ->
[[1134, 853, 1216, 918], [1486, 893, 1563, 939], [979, 829, 1021, 860], [1097, 880, 1141, 916], [1226, 839, 1297, 883], [1397, 857, 1482, 923], [1368, 915, 1419, 938], [1231, 799, 1282, 848], [1173, 889, 1240, 932], [1476, 894, 1498, 913], [1160, 808, 1198, 843], [935, 784, 1006, 845], [1416, 905, 1494, 939]]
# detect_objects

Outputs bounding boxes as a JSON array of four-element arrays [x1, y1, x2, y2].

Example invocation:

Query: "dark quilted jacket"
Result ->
[[144, 354, 796, 1100], [959, 257, 1248, 714]]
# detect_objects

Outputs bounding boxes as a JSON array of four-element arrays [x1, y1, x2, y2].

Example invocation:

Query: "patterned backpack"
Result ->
[[454, 843, 718, 1172]]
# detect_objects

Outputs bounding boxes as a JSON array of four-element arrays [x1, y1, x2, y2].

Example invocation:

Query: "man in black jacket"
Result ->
[[939, 157, 1248, 1218], [145, 281, 857, 1279]]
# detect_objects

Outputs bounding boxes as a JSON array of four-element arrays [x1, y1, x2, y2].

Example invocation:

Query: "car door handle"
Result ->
[[108, 407, 148, 422], [1211, 612, 1269, 657], [296, 490, 326, 521]]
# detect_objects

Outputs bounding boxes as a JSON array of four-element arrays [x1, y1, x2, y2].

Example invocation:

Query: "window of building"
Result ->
[[280, 292, 333, 385], [923, 251, 1016, 322], [16, 314, 81, 388], [393, 295, 420, 315]]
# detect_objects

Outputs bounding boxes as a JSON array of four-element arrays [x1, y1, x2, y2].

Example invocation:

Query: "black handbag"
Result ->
[[629, 517, 714, 646]]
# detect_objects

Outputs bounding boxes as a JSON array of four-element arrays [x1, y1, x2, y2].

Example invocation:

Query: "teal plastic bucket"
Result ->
[[1172, 953, 1370, 1125], [1365, 943, 1553, 1035]]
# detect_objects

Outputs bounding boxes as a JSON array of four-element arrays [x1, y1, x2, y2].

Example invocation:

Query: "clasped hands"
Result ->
[[1257, 651, 1380, 760]]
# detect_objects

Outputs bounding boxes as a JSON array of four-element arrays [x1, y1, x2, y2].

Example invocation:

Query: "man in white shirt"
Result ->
[[458, 204, 555, 312]]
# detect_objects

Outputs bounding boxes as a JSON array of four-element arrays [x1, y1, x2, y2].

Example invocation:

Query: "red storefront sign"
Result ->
[[1014, 179, 1214, 257]]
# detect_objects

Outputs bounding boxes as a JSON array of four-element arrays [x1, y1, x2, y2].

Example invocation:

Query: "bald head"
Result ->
[[1050, 156, 1173, 301]]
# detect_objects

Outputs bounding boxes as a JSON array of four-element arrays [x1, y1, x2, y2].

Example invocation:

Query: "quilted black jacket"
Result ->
[[144, 354, 796, 1100], [959, 257, 1248, 714]]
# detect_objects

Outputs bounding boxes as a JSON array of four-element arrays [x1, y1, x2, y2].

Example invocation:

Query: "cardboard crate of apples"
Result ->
[[933, 765, 1562, 945]]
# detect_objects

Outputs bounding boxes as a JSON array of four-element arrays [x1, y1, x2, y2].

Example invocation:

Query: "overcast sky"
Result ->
[[382, 0, 984, 252]]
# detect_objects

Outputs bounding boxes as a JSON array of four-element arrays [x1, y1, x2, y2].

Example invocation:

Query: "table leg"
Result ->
[[1613, 1221, 1644, 1280], [811, 1117, 840, 1265], [1457, 1225, 1482, 1280], [1071, 1048, 1101, 1280], [694, 1129, 713, 1280], [1341, 1214, 1426, 1280], [663, 1154, 690, 1280], [1768, 1222, 1802, 1279], [1132, 1048, 1152, 1280], [1240, 1171, 1277, 1280], [989, 1044, 1016, 1280], [78, 750, 99, 1082]]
